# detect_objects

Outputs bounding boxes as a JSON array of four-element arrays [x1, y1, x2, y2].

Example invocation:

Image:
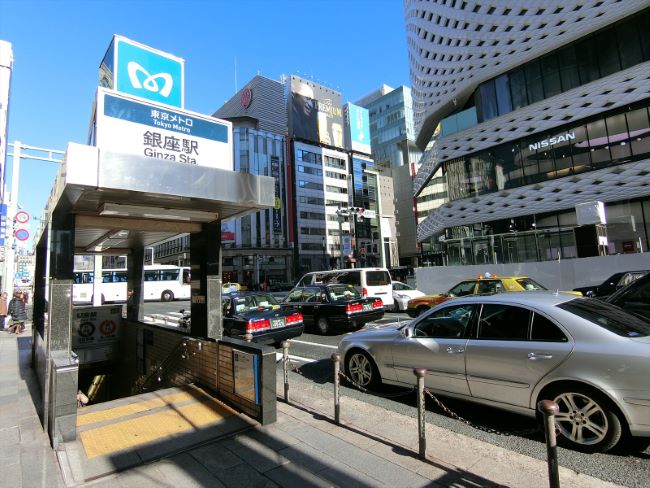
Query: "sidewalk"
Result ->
[[0, 327, 622, 488], [0, 324, 65, 488]]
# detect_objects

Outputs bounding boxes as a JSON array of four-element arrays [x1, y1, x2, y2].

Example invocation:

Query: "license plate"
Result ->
[[363, 303, 372, 311], [271, 318, 285, 329]]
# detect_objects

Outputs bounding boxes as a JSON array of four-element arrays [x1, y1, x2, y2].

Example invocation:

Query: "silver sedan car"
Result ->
[[338, 292, 650, 453]]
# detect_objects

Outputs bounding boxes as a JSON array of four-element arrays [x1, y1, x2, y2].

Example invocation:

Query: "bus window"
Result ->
[[144, 271, 158, 281], [182, 268, 191, 284]]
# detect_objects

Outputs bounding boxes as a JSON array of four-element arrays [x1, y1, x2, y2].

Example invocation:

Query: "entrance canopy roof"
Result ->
[[35, 143, 275, 254]]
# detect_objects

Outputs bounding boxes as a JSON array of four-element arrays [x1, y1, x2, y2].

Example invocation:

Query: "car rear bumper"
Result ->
[[243, 324, 304, 345], [329, 310, 385, 329]]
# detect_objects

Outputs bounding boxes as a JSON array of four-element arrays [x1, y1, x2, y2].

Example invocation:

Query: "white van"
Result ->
[[295, 268, 394, 310]]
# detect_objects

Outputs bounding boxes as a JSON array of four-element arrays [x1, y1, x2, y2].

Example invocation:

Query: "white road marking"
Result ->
[[289, 339, 338, 349], [275, 352, 319, 364]]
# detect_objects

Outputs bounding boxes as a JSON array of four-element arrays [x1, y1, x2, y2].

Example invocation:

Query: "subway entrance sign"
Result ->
[[100, 35, 184, 109]]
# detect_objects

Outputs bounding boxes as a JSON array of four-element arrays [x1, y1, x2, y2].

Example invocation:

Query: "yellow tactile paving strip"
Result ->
[[77, 390, 197, 427], [79, 396, 233, 459]]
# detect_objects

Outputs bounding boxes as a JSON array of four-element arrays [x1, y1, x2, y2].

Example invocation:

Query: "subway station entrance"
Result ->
[[31, 143, 277, 481]]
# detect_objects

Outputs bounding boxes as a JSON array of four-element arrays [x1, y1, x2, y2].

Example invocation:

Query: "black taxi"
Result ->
[[282, 284, 384, 334], [222, 292, 304, 346]]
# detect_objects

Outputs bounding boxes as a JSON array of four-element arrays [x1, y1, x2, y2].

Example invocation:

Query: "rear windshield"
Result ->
[[558, 298, 650, 337], [366, 271, 391, 286], [327, 284, 361, 301], [315, 271, 361, 287], [516, 278, 547, 291], [231, 294, 279, 313]]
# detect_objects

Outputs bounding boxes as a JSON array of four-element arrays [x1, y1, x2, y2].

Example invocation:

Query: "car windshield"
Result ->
[[327, 284, 361, 301], [558, 298, 650, 337], [516, 278, 547, 291], [232, 294, 279, 313]]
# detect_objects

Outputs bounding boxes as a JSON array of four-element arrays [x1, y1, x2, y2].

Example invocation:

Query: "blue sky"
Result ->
[[0, 0, 410, 248]]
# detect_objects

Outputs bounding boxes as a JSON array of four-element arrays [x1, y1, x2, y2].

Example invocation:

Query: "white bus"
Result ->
[[73, 265, 191, 304]]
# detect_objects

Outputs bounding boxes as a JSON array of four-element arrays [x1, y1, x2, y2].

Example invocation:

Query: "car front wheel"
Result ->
[[546, 386, 623, 453], [346, 350, 380, 389]]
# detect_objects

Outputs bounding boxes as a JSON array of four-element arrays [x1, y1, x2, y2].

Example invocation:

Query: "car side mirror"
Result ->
[[401, 327, 412, 339]]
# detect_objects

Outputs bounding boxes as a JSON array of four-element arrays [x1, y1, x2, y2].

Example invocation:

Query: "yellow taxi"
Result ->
[[406, 274, 582, 317]]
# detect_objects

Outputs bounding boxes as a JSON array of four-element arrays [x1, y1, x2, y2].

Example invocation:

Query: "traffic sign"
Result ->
[[14, 210, 29, 224], [14, 229, 29, 241]]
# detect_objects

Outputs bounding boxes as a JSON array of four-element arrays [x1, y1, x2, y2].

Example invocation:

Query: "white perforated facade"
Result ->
[[405, 0, 649, 148], [406, 1, 650, 263]]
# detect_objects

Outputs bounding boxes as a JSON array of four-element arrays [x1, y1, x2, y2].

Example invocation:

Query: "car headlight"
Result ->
[[395, 293, 410, 300]]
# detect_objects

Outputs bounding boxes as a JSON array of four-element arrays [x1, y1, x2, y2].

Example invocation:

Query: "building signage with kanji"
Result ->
[[95, 88, 233, 170]]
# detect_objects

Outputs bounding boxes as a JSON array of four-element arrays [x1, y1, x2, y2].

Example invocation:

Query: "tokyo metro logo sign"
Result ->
[[115, 37, 184, 108], [127, 62, 173, 97]]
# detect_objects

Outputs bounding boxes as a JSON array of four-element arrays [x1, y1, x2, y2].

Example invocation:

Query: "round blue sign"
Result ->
[[14, 229, 29, 241]]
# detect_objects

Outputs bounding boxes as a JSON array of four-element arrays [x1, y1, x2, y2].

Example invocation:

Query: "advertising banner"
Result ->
[[289, 76, 343, 147], [342, 235, 353, 257], [221, 219, 236, 243], [95, 89, 233, 170], [102, 35, 185, 109], [270, 156, 282, 233], [346, 103, 371, 154], [0, 203, 7, 246]]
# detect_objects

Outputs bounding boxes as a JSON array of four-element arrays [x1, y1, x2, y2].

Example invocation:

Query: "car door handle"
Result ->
[[528, 352, 553, 360], [446, 346, 465, 354]]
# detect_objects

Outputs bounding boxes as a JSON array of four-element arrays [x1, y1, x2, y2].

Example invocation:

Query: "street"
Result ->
[[143, 302, 650, 488]]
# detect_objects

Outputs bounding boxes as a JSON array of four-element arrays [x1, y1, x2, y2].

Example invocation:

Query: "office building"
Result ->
[[357, 85, 422, 267]]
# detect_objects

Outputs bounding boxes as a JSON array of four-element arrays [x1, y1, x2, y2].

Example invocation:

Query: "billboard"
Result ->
[[95, 88, 233, 170], [221, 219, 236, 243], [346, 103, 371, 155], [100, 35, 185, 108], [289, 76, 343, 147]]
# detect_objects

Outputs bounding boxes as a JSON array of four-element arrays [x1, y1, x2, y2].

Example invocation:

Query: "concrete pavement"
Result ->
[[0, 324, 623, 487]]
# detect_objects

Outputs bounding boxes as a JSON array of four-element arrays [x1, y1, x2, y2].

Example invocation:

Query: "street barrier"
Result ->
[[414, 368, 427, 459], [538, 400, 561, 488], [282, 340, 290, 403], [332, 352, 341, 425]]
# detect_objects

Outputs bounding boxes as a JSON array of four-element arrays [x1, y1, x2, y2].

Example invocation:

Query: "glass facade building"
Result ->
[[406, 1, 650, 267], [357, 85, 423, 265]]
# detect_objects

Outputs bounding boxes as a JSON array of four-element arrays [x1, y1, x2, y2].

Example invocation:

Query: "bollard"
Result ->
[[332, 353, 341, 425], [282, 340, 290, 403], [414, 368, 427, 459], [538, 400, 561, 488]]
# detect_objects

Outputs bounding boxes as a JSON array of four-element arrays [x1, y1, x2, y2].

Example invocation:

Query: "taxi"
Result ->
[[406, 273, 582, 317]]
